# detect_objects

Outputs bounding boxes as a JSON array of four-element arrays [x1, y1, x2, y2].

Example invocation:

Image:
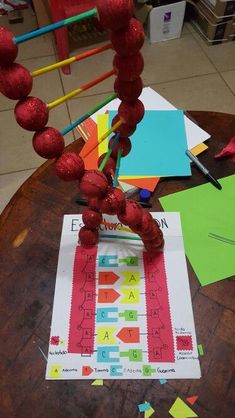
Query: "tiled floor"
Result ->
[[0, 8, 235, 213]]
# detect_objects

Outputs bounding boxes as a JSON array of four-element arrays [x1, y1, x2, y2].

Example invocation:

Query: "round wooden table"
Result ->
[[0, 111, 234, 418]]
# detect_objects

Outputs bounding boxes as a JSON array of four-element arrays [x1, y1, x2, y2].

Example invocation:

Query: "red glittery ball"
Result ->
[[55, 152, 85, 181], [0, 27, 18, 65], [88, 197, 101, 211], [97, 153, 116, 176], [113, 52, 144, 82], [118, 99, 145, 125], [79, 226, 99, 247], [141, 221, 163, 241], [114, 77, 143, 103], [106, 173, 114, 186], [14, 96, 49, 131], [117, 199, 143, 227], [143, 234, 164, 252], [99, 187, 126, 215], [131, 210, 153, 234], [0, 63, 32, 100], [111, 114, 136, 137], [109, 135, 132, 158], [111, 18, 144, 56], [97, 0, 133, 30], [33, 127, 64, 159], [79, 169, 109, 198], [82, 209, 102, 229]]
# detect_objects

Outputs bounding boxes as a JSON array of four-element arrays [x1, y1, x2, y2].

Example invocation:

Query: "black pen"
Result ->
[[75, 198, 89, 206], [186, 150, 222, 190]]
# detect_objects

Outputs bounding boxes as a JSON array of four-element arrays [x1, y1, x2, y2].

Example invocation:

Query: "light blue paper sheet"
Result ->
[[109, 110, 191, 177]]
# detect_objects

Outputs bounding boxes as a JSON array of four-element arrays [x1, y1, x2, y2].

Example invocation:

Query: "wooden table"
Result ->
[[0, 111, 234, 418]]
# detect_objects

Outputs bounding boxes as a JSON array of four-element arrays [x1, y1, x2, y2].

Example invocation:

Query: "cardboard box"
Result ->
[[147, 1, 186, 42], [192, 0, 234, 22], [190, 1, 233, 43], [202, 0, 235, 18]]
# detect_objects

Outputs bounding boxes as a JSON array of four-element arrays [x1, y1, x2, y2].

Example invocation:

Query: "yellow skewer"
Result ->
[[31, 43, 112, 77], [82, 119, 123, 159], [98, 119, 123, 144], [47, 69, 115, 110], [31, 56, 77, 77], [47, 87, 82, 109]]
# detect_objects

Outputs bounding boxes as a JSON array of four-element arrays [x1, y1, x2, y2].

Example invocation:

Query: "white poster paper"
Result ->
[[46, 212, 201, 380]]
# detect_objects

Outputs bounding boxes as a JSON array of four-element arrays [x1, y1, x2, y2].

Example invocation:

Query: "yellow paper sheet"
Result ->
[[98, 114, 109, 156], [191, 142, 208, 155], [169, 397, 198, 417]]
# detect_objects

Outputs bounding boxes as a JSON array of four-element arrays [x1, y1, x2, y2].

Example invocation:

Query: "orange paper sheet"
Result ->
[[79, 120, 99, 170], [120, 177, 160, 192]]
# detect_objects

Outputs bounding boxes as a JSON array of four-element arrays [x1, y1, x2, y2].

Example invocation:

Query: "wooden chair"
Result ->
[[49, 0, 97, 74]]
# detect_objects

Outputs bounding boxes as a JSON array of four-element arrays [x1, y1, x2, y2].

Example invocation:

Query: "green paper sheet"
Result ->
[[160, 174, 235, 286]]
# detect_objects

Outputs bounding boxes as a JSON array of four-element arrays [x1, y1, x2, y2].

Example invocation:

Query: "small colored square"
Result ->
[[176, 335, 193, 351], [50, 335, 60, 345], [138, 402, 151, 412], [91, 379, 103, 386], [49, 365, 62, 379], [198, 344, 204, 356]]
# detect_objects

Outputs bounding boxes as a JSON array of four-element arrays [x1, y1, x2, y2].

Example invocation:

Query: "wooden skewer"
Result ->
[[98, 133, 120, 171], [14, 8, 97, 44], [47, 69, 115, 109], [113, 149, 122, 187], [61, 92, 118, 136], [208, 233, 235, 245], [31, 43, 112, 77], [37, 346, 48, 362], [82, 119, 123, 159]]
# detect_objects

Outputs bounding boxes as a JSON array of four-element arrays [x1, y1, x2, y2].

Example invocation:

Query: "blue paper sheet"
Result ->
[[109, 110, 191, 177]]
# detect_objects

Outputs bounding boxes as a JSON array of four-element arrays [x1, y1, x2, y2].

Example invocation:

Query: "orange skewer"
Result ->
[[31, 43, 112, 77]]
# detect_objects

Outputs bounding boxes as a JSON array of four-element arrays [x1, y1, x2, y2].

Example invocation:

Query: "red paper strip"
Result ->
[[143, 251, 174, 362], [68, 245, 97, 354]]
